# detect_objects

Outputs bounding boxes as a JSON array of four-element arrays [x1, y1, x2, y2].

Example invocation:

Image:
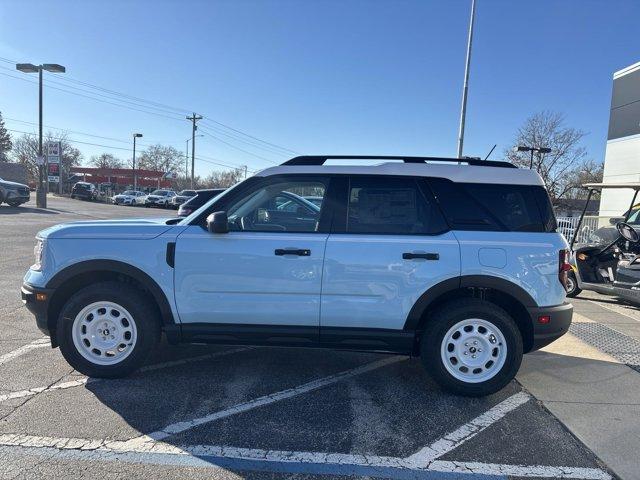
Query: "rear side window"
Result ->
[[428, 178, 554, 232], [347, 176, 446, 234]]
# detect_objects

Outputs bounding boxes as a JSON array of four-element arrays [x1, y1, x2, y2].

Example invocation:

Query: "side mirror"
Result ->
[[610, 217, 624, 225], [206, 211, 229, 234]]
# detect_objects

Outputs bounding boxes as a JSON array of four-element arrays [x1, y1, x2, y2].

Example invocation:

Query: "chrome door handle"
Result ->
[[275, 248, 311, 256], [402, 252, 439, 260]]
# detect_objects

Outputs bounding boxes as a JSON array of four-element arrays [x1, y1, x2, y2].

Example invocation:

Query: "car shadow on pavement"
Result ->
[[0, 206, 60, 215], [74, 345, 610, 477]]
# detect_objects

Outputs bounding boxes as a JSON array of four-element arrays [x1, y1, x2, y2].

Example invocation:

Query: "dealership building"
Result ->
[[600, 61, 640, 216]]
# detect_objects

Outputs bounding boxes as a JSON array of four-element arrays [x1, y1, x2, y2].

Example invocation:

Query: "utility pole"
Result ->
[[132, 133, 143, 190], [186, 113, 202, 188], [456, 0, 476, 159], [244, 165, 248, 179]]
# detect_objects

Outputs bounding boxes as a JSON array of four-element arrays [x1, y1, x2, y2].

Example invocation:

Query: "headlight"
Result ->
[[32, 239, 45, 271]]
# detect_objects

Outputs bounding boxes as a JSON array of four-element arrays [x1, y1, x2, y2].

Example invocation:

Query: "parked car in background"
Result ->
[[171, 190, 197, 209], [70, 182, 98, 201], [144, 189, 176, 208], [177, 188, 225, 217], [112, 190, 146, 206], [0, 177, 30, 207]]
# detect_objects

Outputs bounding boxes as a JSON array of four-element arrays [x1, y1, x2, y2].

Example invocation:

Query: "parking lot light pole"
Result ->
[[185, 135, 203, 180], [515, 146, 552, 169], [16, 62, 66, 208], [132, 133, 143, 191]]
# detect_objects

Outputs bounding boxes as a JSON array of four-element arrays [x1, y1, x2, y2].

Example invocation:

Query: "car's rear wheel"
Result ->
[[420, 298, 523, 396], [565, 271, 581, 298], [57, 281, 160, 378]]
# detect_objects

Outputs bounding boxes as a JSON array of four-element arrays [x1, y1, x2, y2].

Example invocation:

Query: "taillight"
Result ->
[[559, 249, 571, 289]]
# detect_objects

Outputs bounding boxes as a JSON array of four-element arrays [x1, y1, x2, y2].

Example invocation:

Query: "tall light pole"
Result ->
[[185, 135, 203, 181], [456, 0, 476, 159], [515, 146, 551, 169], [16, 62, 66, 208], [132, 133, 143, 190]]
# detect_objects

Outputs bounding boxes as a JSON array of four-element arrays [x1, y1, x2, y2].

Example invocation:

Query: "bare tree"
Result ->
[[504, 111, 591, 201], [137, 144, 183, 173], [202, 167, 246, 188], [89, 153, 123, 169], [10, 132, 82, 183], [563, 160, 604, 199]]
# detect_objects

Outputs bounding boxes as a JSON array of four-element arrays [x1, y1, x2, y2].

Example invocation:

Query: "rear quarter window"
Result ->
[[427, 178, 555, 232]]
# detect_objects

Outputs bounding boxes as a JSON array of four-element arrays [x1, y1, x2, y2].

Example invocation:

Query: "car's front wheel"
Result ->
[[420, 298, 523, 397], [57, 281, 160, 378]]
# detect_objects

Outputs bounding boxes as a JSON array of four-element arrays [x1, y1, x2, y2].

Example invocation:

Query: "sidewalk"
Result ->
[[518, 312, 640, 480]]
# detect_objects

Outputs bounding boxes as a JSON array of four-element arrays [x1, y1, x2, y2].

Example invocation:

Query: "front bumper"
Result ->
[[5, 191, 30, 204], [21, 282, 54, 340], [528, 302, 573, 351]]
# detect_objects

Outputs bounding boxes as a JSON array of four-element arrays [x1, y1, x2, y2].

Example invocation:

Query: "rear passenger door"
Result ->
[[320, 176, 460, 348]]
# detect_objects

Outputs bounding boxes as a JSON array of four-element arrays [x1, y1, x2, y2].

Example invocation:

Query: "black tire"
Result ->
[[57, 281, 160, 378], [565, 271, 582, 298], [420, 298, 523, 397]]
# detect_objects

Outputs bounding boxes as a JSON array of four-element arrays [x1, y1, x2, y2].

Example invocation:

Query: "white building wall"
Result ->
[[600, 134, 640, 216]]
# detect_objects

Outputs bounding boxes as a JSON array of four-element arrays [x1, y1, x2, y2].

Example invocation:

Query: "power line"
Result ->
[[7, 128, 256, 172], [199, 128, 279, 165], [0, 55, 299, 156]]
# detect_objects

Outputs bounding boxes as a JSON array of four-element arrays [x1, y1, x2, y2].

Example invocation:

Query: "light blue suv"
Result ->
[[21, 156, 573, 396]]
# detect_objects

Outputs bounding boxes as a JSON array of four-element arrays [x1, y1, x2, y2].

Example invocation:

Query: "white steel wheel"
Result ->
[[71, 301, 138, 366], [440, 318, 507, 384]]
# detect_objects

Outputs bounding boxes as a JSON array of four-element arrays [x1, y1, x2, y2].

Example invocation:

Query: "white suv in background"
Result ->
[[144, 189, 176, 208]]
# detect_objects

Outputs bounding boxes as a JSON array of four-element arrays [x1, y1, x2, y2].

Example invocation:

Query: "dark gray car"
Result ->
[[0, 177, 30, 207]]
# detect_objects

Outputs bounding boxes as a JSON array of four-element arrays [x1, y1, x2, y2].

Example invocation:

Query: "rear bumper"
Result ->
[[21, 282, 54, 339], [528, 302, 573, 351]]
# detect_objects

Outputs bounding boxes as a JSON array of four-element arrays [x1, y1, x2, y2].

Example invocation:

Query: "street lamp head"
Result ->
[[515, 146, 531, 152], [16, 63, 39, 73], [42, 64, 66, 73], [538, 147, 552, 154], [133, 133, 143, 138]]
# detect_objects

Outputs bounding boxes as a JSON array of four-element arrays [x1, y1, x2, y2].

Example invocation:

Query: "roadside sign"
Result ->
[[36, 156, 45, 166], [47, 142, 60, 157], [163, 171, 177, 179], [46, 141, 62, 185]]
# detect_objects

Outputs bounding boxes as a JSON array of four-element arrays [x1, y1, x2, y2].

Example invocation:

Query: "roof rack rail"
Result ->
[[281, 155, 516, 168]]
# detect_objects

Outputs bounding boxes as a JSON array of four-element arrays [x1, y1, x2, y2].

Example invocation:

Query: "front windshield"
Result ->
[[151, 190, 166, 195], [122, 190, 135, 195], [627, 208, 640, 225], [180, 190, 196, 196]]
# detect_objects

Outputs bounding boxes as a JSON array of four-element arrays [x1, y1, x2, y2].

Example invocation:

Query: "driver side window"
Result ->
[[226, 179, 327, 233]]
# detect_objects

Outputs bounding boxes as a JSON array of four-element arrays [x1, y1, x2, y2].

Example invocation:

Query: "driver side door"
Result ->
[[174, 175, 331, 344]]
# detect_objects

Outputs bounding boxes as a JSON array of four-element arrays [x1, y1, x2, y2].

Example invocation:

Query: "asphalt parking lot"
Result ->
[[0, 196, 630, 479]]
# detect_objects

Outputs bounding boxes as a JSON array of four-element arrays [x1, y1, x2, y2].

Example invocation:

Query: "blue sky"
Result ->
[[0, 0, 638, 176]]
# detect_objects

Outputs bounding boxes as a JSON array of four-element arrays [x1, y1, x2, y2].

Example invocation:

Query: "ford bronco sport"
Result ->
[[21, 156, 573, 396]]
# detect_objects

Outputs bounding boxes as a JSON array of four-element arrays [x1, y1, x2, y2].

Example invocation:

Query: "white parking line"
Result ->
[[592, 299, 640, 322], [406, 391, 532, 465], [429, 460, 611, 479], [125, 355, 406, 445], [0, 433, 612, 479], [0, 347, 249, 403], [0, 338, 49, 366]]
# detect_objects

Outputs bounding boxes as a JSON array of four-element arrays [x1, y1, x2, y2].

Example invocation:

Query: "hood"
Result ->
[[37, 217, 176, 240], [1, 179, 28, 188]]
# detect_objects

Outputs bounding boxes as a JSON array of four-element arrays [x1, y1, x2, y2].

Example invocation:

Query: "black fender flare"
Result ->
[[46, 259, 176, 327], [404, 275, 536, 330]]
